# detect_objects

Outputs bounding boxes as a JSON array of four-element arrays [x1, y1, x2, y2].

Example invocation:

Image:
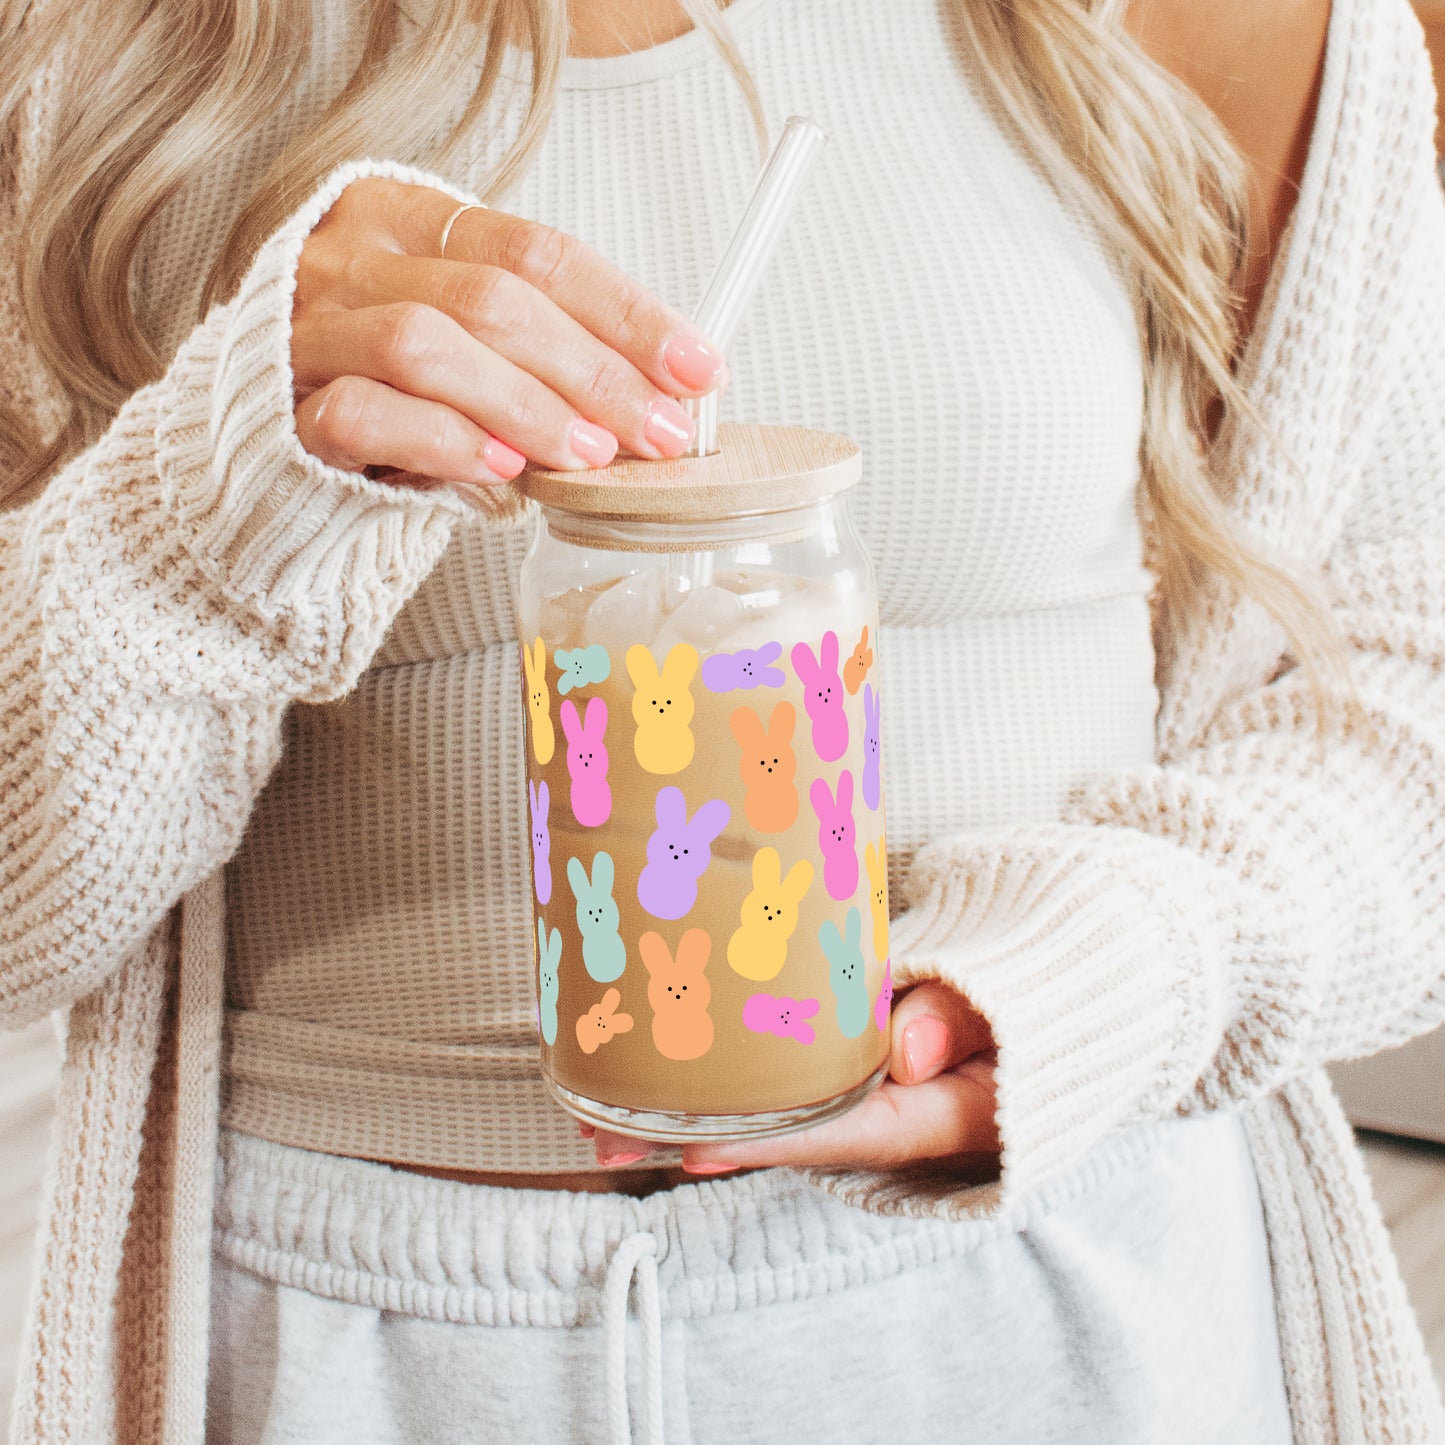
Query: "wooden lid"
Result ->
[[515, 422, 861, 523]]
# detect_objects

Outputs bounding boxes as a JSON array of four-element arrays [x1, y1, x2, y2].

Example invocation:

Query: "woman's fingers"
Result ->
[[888, 979, 997, 1086], [422, 203, 727, 399], [588, 983, 1001, 1170], [359, 253, 701, 460], [678, 1062, 1001, 1173], [591, 1127, 658, 1167], [294, 302, 623, 472], [295, 375, 526, 487], [293, 179, 727, 479]]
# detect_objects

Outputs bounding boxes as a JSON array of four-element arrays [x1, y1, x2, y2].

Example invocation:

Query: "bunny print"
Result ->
[[637, 787, 731, 919], [561, 696, 611, 827], [529, 779, 552, 906], [640, 929, 714, 1060], [864, 836, 889, 963], [742, 993, 820, 1045], [729, 701, 799, 832], [874, 959, 893, 1034], [843, 626, 873, 695], [810, 771, 858, 902], [701, 641, 786, 693], [819, 908, 870, 1040], [554, 642, 610, 696], [567, 851, 626, 983], [537, 916, 562, 1046], [627, 642, 699, 774], [522, 637, 555, 765], [575, 987, 633, 1055], [791, 631, 848, 762], [862, 683, 882, 811], [727, 847, 814, 981]]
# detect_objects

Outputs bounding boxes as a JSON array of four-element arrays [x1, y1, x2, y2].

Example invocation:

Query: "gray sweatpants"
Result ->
[[208, 1113, 1291, 1444]]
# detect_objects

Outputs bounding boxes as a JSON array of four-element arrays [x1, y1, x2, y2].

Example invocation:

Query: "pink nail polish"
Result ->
[[683, 1161, 739, 1176], [598, 1150, 649, 1168], [569, 419, 619, 468], [576, 1122, 596, 1139], [482, 437, 527, 480], [642, 398, 695, 458], [901, 1016, 950, 1083], [663, 333, 726, 391]]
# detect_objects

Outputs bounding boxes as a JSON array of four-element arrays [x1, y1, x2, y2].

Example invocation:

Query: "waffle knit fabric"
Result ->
[[3, 0, 1445, 1439]]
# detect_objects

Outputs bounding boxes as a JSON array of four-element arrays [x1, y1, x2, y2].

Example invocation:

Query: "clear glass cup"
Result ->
[[516, 425, 890, 1142]]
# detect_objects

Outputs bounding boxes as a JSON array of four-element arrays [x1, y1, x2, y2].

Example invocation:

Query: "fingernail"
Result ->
[[642, 398, 695, 458], [663, 332, 726, 391], [481, 437, 527, 480], [598, 1149, 649, 1168], [569, 418, 619, 468], [683, 1161, 739, 1176], [901, 1016, 950, 1083], [576, 1122, 596, 1139]]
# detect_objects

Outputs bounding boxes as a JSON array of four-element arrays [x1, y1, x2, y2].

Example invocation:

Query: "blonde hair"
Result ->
[[0, 0, 1327, 662]]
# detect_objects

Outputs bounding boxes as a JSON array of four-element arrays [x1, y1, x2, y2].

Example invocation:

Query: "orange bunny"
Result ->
[[639, 929, 713, 1061], [729, 702, 798, 832], [843, 626, 873, 695], [575, 987, 634, 1055]]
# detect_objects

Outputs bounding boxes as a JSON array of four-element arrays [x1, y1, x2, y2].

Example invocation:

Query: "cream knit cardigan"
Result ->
[[3, 0, 1445, 1439]]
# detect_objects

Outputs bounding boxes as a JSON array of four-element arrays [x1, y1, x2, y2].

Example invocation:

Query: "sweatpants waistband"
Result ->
[[213, 1121, 1177, 1329]]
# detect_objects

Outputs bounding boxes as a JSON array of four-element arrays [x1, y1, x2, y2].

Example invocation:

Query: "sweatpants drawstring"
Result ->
[[603, 1230, 664, 1445]]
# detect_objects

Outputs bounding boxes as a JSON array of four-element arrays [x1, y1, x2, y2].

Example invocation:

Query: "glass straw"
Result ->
[[685, 116, 830, 457]]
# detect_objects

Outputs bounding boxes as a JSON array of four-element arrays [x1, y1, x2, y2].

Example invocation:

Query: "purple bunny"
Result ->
[[561, 696, 611, 827], [637, 786, 731, 920], [874, 959, 893, 1033], [811, 770, 858, 902], [743, 992, 820, 1045], [862, 683, 881, 811], [792, 631, 848, 761], [529, 778, 552, 905], [701, 642, 786, 693]]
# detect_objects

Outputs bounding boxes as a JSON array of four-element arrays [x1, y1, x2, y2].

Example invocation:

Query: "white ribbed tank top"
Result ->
[[222, 0, 1160, 1171]]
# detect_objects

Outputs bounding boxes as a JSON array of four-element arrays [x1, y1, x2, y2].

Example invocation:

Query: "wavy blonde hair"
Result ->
[[0, 0, 1325, 661]]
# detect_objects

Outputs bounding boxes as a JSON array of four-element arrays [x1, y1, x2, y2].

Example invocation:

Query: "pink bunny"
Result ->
[[742, 992, 820, 1045], [561, 696, 611, 827], [811, 770, 858, 901], [529, 778, 552, 905], [791, 631, 848, 762], [874, 959, 893, 1033], [637, 786, 731, 920]]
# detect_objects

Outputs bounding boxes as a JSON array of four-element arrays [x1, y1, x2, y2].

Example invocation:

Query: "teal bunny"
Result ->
[[819, 907, 870, 1039], [568, 851, 626, 983], [555, 643, 611, 695], [537, 917, 562, 1045]]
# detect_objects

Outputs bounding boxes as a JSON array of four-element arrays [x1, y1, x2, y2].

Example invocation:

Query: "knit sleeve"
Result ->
[[0, 158, 504, 1030], [872, 0, 1445, 1212]]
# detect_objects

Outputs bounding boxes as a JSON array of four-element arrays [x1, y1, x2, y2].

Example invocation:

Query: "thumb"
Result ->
[[888, 979, 996, 1087]]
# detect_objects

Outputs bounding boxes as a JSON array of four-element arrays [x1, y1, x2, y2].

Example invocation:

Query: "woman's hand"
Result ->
[[291, 177, 727, 489], [587, 981, 1002, 1173]]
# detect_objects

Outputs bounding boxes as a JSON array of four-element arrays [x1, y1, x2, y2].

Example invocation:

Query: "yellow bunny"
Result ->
[[727, 847, 814, 982], [627, 642, 698, 774], [522, 637, 555, 765], [864, 836, 889, 963]]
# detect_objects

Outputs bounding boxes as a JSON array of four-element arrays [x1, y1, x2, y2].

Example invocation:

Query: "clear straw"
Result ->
[[685, 116, 829, 456]]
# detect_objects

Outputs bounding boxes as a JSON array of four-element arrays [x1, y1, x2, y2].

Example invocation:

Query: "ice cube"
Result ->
[[535, 585, 599, 649], [653, 584, 745, 653], [585, 569, 666, 647]]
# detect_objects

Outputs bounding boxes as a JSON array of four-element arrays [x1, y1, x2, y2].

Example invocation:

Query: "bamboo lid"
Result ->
[[515, 422, 861, 523]]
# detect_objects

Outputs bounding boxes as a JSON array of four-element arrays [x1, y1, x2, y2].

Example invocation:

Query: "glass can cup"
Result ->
[[515, 424, 890, 1142]]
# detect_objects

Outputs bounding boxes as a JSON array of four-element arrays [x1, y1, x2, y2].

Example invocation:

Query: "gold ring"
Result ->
[[439, 201, 486, 259]]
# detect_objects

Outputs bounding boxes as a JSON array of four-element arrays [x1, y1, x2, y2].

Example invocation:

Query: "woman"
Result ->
[[2, 0, 1442, 1439]]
